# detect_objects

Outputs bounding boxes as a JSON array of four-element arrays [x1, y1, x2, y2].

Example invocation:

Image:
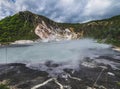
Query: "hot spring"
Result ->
[[0, 39, 120, 70]]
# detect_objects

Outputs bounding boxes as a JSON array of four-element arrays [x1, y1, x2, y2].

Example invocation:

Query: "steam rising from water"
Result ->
[[0, 39, 120, 73]]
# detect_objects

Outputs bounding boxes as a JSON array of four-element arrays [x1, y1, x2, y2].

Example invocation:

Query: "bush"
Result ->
[[0, 84, 9, 89]]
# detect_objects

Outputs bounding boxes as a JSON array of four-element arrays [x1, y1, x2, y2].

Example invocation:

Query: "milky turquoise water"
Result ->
[[0, 39, 119, 65]]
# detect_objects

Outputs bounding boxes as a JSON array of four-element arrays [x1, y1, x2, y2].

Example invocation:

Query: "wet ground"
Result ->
[[0, 55, 120, 89]]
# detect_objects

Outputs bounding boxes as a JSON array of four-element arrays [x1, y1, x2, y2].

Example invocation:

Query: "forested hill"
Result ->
[[58, 15, 120, 46], [0, 11, 57, 42], [0, 11, 120, 46]]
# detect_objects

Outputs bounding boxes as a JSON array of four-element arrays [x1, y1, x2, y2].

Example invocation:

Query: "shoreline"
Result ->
[[0, 40, 35, 47], [0, 38, 120, 49], [112, 46, 120, 52], [11, 40, 34, 45]]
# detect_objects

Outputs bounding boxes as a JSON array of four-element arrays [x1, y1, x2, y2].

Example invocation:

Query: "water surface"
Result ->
[[0, 39, 120, 69]]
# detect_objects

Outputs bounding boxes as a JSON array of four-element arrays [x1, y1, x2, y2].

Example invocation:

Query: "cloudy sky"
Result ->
[[0, 0, 120, 23]]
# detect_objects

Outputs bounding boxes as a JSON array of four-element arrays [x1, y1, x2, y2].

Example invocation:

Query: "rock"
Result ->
[[99, 66, 108, 69], [87, 86, 96, 89], [45, 61, 59, 67], [0, 62, 120, 89], [81, 62, 97, 68], [0, 63, 48, 89], [108, 72, 115, 76], [11, 40, 34, 45]]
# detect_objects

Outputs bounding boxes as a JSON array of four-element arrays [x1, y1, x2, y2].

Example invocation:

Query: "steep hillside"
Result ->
[[0, 11, 57, 42], [0, 11, 120, 46], [0, 11, 79, 43], [58, 16, 120, 46]]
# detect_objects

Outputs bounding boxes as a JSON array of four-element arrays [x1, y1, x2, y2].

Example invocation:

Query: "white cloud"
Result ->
[[83, 0, 112, 16], [0, 0, 120, 23]]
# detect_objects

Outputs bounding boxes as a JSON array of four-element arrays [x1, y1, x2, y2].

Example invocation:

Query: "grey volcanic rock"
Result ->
[[44, 61, 60, 67], [0, 63, 48, 89], [0, 55, 120, 89]]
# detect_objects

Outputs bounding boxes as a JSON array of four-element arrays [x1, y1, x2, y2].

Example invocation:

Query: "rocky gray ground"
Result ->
[[0, 55, 120, 89]]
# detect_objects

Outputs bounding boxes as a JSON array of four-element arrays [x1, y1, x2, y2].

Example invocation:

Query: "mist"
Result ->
[[0, 38, 120, 76]]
